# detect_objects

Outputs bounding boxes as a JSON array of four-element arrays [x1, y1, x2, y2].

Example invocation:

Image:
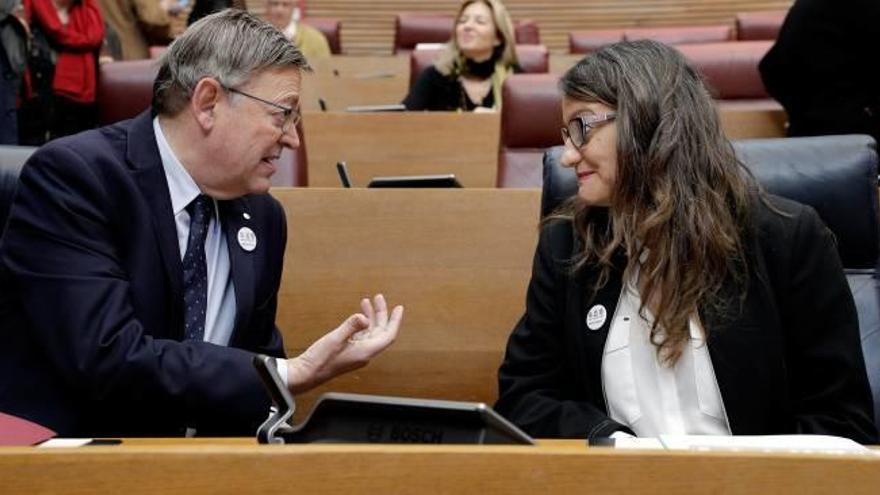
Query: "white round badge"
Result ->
[[586, 305, 607, 331], [237, 227, 257, 252]]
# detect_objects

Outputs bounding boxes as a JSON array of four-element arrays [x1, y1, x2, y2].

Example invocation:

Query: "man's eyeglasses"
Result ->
[[561, 112, 616, 148], [223, 86, 301, 134]]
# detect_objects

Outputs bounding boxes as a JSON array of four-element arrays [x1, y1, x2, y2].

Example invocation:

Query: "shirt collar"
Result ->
[[153, 117, 203, 216], [283, 19, 298, 40]]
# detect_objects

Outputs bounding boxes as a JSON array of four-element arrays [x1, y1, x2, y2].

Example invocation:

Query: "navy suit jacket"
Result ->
[[0, 112, 287, 436]]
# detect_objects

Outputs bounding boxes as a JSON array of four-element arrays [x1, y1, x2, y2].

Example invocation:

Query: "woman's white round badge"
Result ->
[[586, 305, 607, 331], [237, 227, 257, 252]]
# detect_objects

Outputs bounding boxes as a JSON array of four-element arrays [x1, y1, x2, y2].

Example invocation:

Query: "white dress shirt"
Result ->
[[153, 118, 287, 387], [154, 117, 237, 346], [601, 268, 731, 437], [282, 18, 298, 41]]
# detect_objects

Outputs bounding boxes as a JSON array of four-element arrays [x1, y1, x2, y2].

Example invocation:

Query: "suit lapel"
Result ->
[[127, 112, 186, 337], [703, 235, 779, 435], [568, 210, 626, 413], [220, 198, 256, 347], [574, 252, 625, 414]]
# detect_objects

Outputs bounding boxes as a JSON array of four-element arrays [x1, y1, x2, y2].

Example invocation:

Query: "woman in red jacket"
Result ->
[[22, 0, 103, 143]]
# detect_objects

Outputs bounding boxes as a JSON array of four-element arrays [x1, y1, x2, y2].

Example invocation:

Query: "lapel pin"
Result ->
[[586, 304, 607, 331], [237, 226, 257, 252]]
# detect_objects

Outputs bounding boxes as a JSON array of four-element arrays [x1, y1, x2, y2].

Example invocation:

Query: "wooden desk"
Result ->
[[300, 55, 409, 111], [272, 188, 540, 420], [303, 111, 501, 187], [719, 103, 788, 139], [3, 439, 879, 494], [308, 55, 409, 81]]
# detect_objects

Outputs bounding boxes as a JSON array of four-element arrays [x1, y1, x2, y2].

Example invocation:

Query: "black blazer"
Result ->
[[402, 64, 522, 111], [496, 195, 878, 443], [0, 112, 287, 436]]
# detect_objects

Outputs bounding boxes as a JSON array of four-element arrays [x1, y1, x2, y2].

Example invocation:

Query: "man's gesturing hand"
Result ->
[[286, 294, 403, 393]]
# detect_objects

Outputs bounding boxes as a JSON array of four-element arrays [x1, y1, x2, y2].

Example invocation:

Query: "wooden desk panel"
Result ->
[[3, 440, 879, 494], [300, 56, 409, 111], [719, 104, 788, 139], [303, 111, 501, 187], [308, 55, 409, 79], [272, 188, 541, 419]]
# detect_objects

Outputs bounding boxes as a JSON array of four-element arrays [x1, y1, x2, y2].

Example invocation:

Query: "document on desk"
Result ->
[[657, 435, 872, 454], [38, 438, 122, 448], [38, 439, 94, 448], [611, 437, 665, 449]]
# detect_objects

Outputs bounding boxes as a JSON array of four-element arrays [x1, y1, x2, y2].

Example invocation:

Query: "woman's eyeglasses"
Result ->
[[561, 112, 616, 148]]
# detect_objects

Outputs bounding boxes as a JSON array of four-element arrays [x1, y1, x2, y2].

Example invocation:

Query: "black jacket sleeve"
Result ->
[[496, 222, 632, 439], [774, 204, 878, 443], [402, 66, 456, 111]]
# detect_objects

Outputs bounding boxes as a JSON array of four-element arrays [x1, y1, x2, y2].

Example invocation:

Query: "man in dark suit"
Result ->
[[759, 0, 880, 143], [0, 9, 403, 437]]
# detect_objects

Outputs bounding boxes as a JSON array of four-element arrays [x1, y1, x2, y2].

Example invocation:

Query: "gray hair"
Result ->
[[152, 9, 310, 116]]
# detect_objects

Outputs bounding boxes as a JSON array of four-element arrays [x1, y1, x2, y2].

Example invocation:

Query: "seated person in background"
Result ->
[[759, 0, 879, 144], [0, 9, 403, 437], [402, 0, 519, 112], [264, 0, 330, 60], [495, 40, 877, 444]]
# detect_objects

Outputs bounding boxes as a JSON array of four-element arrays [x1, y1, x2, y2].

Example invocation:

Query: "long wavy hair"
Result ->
[[556, 40, 758, 365]]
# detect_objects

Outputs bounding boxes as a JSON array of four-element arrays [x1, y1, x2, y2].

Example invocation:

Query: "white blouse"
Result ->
[[601, 273, 732, 437]]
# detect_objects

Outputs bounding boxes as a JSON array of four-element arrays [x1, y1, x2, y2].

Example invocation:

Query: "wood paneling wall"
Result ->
[[245, 0, 793, 54]]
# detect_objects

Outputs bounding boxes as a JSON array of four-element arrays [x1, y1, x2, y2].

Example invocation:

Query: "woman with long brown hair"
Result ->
[[496, 40, 877, 443]]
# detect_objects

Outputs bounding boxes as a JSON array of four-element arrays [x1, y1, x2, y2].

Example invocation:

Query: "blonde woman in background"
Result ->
[[402, 0, 519, 112]]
